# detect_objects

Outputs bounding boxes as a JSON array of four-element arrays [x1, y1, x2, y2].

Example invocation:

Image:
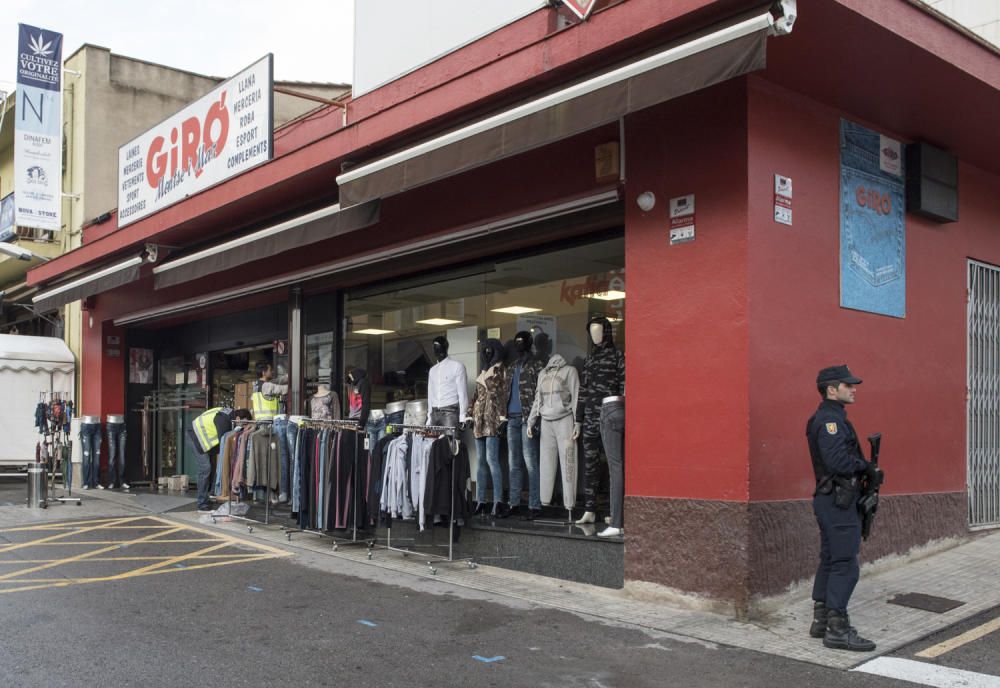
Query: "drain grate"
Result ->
[[887, 592, 965, 613]]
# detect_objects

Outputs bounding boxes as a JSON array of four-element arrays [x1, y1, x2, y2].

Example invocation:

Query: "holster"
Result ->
[[832, 475, 859, 509]]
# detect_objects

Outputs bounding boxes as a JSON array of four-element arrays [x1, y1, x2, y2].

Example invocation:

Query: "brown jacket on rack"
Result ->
[[471, 339, 511, 438]]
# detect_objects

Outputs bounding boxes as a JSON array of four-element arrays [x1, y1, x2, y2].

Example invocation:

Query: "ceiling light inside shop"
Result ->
[[415, 318, 463, 326], [491, 306, 542, 315], [583, 290, 626, 301], [353, 328, 395, 335]]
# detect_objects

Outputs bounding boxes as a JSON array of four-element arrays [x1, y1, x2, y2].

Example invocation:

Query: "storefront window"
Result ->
[[343, 236, 625, 508]]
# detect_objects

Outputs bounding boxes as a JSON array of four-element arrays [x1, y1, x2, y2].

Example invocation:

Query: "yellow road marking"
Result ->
[[0, 527, 185, 582], [0, 517, 156, 533], [0, 516, 291, 595], [0, 517, 147, 554], [915, 616, 1000, 658]]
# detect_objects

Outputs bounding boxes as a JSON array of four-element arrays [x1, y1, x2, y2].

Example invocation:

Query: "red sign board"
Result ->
[[562, 0, 597, 20]]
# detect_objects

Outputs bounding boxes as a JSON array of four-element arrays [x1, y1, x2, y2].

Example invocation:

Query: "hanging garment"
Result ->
[[424, 437, 472, 523]]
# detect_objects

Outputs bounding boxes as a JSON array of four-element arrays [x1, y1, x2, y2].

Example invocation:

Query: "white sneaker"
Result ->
[[575, 511, 596, 524], [598, 526, 623, 538], [82, 485, 90, 490], [122, 483, 130, 490], [97, 485, 105, 490]]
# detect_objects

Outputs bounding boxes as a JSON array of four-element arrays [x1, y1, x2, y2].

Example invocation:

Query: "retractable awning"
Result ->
[[32, 255, 145, 312], [335, 4, 795, 207], [152, 199, 381, 289]]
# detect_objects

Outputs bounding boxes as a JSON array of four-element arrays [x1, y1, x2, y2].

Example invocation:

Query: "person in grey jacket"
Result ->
[[527, 354, 580, 510]]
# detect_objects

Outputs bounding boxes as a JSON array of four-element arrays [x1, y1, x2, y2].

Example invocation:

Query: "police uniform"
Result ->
[[806, 365, 876, 652]]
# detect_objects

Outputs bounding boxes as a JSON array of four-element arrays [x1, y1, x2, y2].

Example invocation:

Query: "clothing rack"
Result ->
[[282, 418, 375, 555], [381, 423, 476, 574], [219, 418, 276, 530]]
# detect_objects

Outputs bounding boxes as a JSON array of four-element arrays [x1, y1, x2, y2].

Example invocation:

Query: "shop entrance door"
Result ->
[[157, 355, 208, 481], [967, 259, 1000, 529]]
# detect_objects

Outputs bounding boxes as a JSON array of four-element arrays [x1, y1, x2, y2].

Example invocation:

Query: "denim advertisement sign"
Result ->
[[839, 119, 906, 318]]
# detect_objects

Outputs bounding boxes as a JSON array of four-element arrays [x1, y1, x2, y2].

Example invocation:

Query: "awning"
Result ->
[[32, 255, 144, 312], [0, 333, 75, 373], [153, 200, 381, 290], [335, 5, 793, 207], [115, 189, 619, 326]]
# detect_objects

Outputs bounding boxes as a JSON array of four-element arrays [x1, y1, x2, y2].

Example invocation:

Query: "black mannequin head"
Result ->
[[432, 336, 449, 362], [533, 331, 552, 362], [514, 330, 533, 357], [346, 369, 355, 385], [481, 338, 504, 369]]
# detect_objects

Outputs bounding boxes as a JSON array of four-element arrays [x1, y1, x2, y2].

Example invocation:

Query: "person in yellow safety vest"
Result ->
[[252, 362, 288, 421], [190, 407, 251, 511]]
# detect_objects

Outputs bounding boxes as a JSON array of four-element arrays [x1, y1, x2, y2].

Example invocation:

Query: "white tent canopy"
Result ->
[[0, 334, 76, 466]]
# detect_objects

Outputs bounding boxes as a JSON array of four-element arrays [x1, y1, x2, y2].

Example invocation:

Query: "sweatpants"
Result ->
[[539, 414, 577, 510]]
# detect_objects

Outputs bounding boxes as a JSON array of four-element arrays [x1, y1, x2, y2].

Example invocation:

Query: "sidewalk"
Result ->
[[172, 508, 1000, 670]]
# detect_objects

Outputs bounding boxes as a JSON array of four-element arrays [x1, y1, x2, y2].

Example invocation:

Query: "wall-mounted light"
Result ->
[[636, 191, 656, 212]]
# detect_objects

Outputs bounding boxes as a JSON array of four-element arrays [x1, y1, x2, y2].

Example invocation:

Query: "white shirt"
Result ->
[[426, 356, 469, 420]]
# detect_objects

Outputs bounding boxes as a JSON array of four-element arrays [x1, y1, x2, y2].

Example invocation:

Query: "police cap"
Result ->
[[816, 365, 862, 385]]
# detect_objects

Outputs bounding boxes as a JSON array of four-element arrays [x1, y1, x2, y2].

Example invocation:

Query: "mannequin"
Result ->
[[471, 339, 510, 517], [426, 335, 468, 428], [79, 415, 102, 490], [506, 330, 545, 519], [527, 353, 580, 513], [106, 414, 128, 490], [311, 383, 341, 421], [575, 316, 625, 524], [346, 368, 371, 427]]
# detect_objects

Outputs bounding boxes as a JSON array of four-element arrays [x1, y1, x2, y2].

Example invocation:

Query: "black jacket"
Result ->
[[578, 316, 625, 421], [806, 399, 868, 481]]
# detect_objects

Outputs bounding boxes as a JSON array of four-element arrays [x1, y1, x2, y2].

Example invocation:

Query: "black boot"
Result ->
[[809, 601, 828, 638], [522, 508, 541, 521], [491, 502, 510, 519], [823, 611, 876, 652], [473, 502, 489, 517]]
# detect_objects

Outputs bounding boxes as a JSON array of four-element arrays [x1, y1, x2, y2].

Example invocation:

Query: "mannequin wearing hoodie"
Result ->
[[576, 316, 625, 524], [527, 352, 581, 510], [471, 339, 511, 517], [427, 336, 469, 428]]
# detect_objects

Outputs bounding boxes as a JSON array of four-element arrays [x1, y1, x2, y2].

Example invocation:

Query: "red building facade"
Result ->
[[29, 0, 1000, 612]]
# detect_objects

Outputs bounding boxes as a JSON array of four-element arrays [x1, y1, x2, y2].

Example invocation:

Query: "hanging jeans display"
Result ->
[[106, 422, 127, 488], [273, 416, 289, 501], [599, 399, 625, 529], [79, 422, 102, 488], [507, 414, 541, 510], [366, 411, 386, 454], [539, 415, 577, 509]]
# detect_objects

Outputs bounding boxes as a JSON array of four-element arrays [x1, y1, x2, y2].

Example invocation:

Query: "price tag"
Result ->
[[364, 436, 370, 450]]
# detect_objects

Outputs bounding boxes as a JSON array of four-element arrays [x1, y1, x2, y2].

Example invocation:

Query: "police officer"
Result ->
[[806, 365, 880, 652]]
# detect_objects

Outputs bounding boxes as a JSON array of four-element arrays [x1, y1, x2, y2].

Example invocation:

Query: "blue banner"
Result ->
[[15, 23, 63, 232], [839, 119, 906, 318], [0, 194, 14, 243]]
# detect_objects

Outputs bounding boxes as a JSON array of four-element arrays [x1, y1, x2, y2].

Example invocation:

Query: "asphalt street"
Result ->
[[0, 473, 998, 688]]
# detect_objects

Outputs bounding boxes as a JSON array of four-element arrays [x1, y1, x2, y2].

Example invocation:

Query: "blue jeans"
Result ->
[[475, 435, 502, 504], [79, 422, 102, 488], [273, 416, 289, 498], [106, 423, 127, 487], [507, 414, 541, 509], [366, 415, 386, 453]]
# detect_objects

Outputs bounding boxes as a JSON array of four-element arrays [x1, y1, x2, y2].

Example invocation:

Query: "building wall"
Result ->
[[742, 74, 1000, 599], [621, 79, 753, 604]]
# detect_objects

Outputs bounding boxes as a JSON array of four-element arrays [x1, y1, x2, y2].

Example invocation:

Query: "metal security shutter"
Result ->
[[968, 259, 1000, 528]]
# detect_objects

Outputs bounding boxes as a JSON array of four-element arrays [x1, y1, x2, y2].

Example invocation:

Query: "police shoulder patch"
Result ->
[[825, 422, 838, 435]]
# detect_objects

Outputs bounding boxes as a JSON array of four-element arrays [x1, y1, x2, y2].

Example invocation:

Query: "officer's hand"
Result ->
[[572, 422, 581, 440]]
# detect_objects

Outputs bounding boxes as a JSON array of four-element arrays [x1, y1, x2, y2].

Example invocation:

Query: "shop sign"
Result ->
[[0, 193, 15, 242], [774, 174, 792, 226], [117, 54, 273, 228], [14, 24, 63, 232], [669, 194, 695, 245], [839, 119, 905, 318]]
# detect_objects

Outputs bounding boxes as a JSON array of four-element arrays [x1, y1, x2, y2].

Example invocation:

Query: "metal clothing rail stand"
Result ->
[[218, 418, 276, 531], [282, 419, 376, 556], [379, 423, 477, 575]]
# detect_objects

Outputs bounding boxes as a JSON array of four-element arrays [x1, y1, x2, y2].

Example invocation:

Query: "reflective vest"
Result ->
[[192, 407, 224, 454], [252, 381, 279, 421]]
